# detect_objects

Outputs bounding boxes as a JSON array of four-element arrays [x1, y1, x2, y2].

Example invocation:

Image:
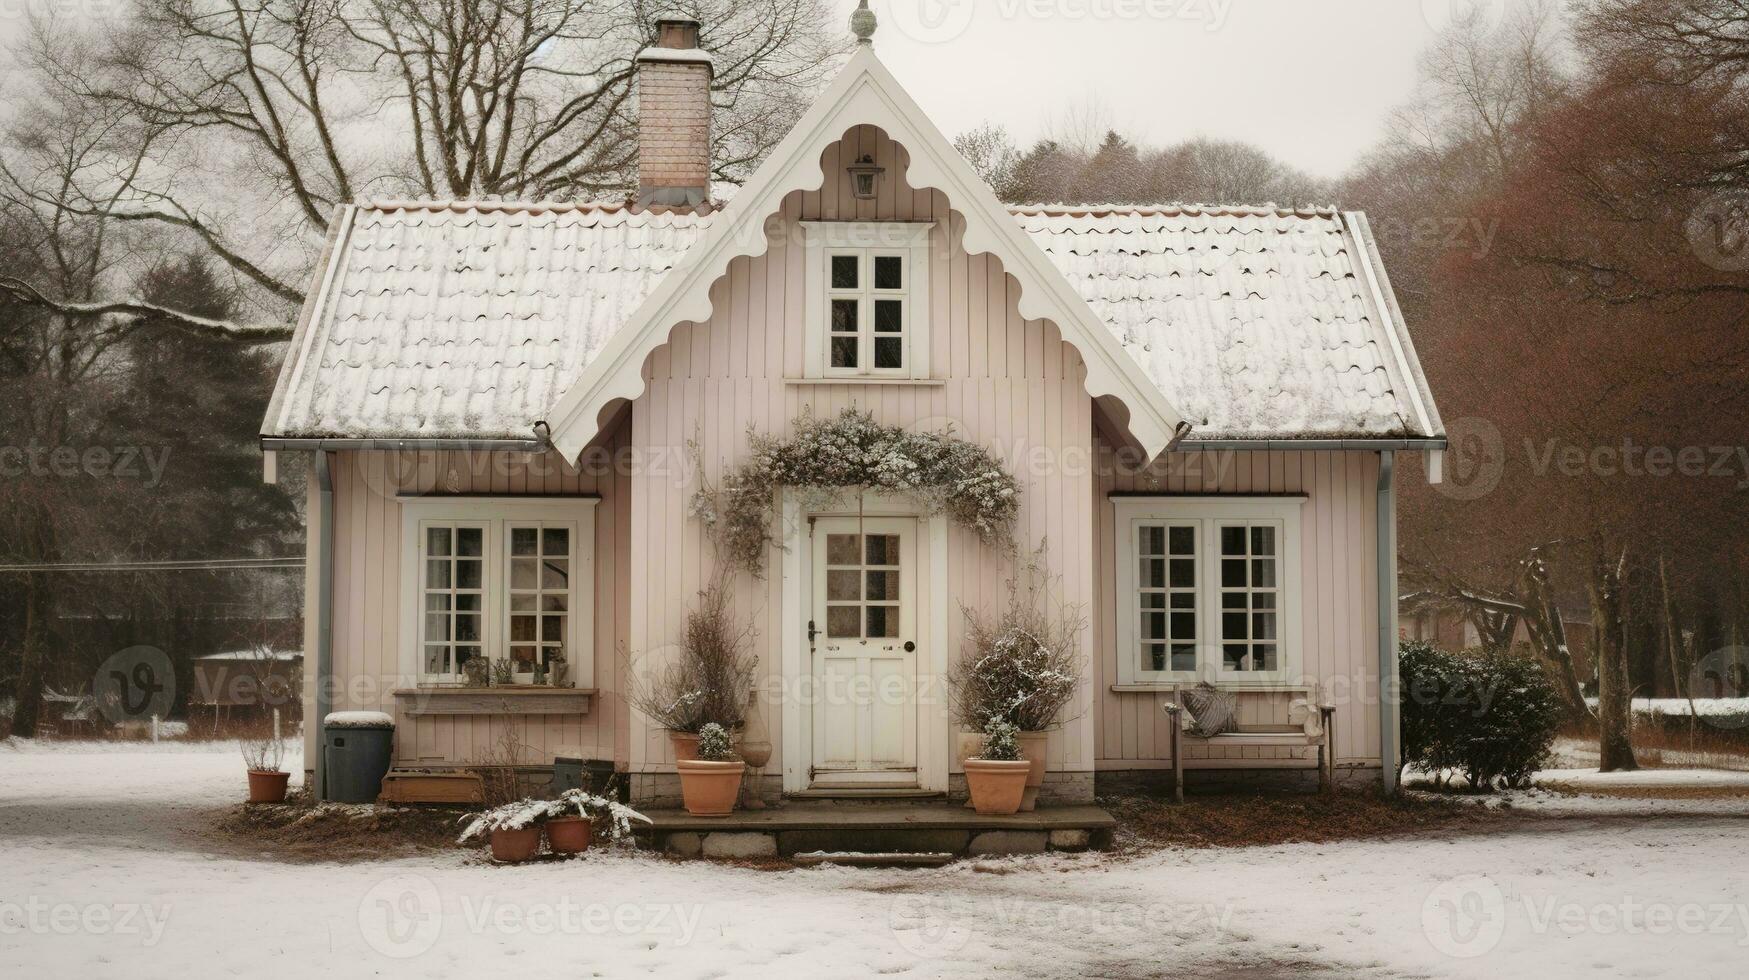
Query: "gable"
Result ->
[[543, 45, 1189, 463]]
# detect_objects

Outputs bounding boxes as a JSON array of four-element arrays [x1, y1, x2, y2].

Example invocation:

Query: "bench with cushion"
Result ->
[[1162, 687, 1337, 803]]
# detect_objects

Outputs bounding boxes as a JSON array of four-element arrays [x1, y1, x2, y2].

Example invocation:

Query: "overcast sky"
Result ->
[[838, 0, 1483, 177], [0, 0, 1475, 181]]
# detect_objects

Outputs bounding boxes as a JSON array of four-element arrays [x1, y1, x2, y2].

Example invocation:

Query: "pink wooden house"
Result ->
[[262, 15, 1445, 809]]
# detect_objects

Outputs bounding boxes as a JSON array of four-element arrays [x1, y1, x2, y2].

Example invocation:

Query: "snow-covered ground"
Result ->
[[3, 742, 1748, 979]]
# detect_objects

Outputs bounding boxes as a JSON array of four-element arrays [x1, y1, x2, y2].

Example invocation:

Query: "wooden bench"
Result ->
[[1162, 694, 1337, 803]]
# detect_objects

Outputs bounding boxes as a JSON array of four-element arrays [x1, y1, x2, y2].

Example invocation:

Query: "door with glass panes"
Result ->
[[809, 517, 919, 786]]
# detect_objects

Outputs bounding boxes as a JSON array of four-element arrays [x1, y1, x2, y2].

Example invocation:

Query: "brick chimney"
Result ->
[[636, 17, 713, 212]]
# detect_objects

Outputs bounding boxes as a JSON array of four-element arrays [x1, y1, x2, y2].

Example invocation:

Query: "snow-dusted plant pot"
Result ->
[[964, 759, 1031, 815], [545, 816, 592, 855], [676, 760, 745, 816], [489, 827, 543, 863], [247, 769, 290, 804]]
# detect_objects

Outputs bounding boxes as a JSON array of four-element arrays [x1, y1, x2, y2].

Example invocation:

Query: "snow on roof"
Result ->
[[265, 201, 707, 441], [1014, 203, 1440, 441], [265, 199, 1441, 443]]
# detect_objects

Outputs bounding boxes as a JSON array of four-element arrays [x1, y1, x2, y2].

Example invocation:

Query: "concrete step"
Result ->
[[793, 851, 957, 868], [639, 802, 1114, 859]]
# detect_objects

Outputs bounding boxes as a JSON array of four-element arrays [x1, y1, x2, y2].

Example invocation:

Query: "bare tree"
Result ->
[[3, 0, 844, 332]]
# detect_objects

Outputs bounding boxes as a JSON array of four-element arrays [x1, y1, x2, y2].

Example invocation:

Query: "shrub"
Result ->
[[627, 580, 758, 734], [1399, 640, 1564, 790], [978, 718, 1021, 762], [696, 723, 734, 762], [949, 549, 1086, 733]]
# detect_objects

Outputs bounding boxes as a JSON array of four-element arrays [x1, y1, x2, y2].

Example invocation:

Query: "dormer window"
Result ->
[[802, 221, 934, 380]]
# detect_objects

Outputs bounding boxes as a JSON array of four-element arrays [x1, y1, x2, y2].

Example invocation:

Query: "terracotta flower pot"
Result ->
[[489, 827, 543, 863], [1017, 731, 1049, 812], [676, 759, 745, 816], [669, 731, 701, 762], [545, 816, 593, 855], [247, 769, 290, 804], [964, 759, 1031, 815]]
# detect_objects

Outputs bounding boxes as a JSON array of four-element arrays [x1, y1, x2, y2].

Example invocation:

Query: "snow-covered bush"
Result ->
[[949, 550, 1085, 733], [691, 407, 1020, 577], [695, 723, 734, 762], [977, 718, 1021, 762], [458, 792, 651, 844], [1400, 641, 1563, 790]]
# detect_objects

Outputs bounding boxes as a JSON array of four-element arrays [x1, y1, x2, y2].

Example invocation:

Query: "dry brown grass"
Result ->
[[1553, 726, 1749, 772], [214, 798, 470, 861], [1102, 790, 1511, 851]]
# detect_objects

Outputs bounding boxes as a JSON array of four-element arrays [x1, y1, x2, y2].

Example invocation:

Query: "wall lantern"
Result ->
[[847, 155, 884, 200]]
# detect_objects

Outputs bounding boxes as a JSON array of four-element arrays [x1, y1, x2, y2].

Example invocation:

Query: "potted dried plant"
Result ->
[[628, 581, 757, 761], [963, 719, 1032, 815], [240, 733, 289, 803], [674, 723, 744, 816], [950, 551, 1086, 810]]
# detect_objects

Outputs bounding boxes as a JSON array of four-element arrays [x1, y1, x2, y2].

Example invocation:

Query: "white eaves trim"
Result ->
[[545, 45, 1188, 463], [1340, 211, 1444, 441]]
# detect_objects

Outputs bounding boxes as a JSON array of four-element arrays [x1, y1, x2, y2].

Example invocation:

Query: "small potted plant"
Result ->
[[491, 659, 515, 687], [963, 719, 1032, 815], [462, 656, 489, 688], [458, 799, 550, 862], [543, 788, 652, 855], [240, 733, 290, 803], [675, 723, 744, 816]]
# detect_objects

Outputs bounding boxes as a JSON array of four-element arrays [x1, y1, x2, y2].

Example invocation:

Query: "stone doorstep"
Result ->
[[640, 802, 1115, 859]]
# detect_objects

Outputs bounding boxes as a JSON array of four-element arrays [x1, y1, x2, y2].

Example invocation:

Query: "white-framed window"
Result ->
[[1113, 497, 1303, 687], [401, 498, 597, 687], [801, 221, 934, 379]]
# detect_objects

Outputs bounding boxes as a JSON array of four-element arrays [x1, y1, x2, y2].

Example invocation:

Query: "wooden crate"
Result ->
[[378, 770, 484, 805]]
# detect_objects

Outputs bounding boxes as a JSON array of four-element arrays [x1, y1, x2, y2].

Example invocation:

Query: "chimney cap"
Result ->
[[654, 14, 701, 27]]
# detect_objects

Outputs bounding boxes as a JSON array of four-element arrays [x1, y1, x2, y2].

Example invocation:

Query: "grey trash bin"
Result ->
[[323, 712, 395, 803]]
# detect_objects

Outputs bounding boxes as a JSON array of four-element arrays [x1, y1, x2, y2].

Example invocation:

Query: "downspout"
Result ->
[[313, 451, 336, 800], [1376, 450, 1400, 794]]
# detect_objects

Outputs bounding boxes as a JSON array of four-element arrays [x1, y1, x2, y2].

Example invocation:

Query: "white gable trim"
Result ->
[[545, 46, 1186, 462]]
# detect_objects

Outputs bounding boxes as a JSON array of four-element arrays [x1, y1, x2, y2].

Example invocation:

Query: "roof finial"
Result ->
[[850, 0, 877, 45]]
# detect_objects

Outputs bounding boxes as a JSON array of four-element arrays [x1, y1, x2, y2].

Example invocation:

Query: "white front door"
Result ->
[[810, 517, 919, 787]]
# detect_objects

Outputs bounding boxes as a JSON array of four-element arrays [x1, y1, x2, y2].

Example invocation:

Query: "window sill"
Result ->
[[785, 377, 946, 387], [393, 687, 596, 716]]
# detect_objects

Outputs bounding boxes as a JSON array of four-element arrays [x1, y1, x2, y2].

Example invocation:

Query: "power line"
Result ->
[[0, 557, 305, 573]]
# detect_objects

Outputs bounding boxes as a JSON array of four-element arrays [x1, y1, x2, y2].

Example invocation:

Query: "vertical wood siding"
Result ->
[[1093, 444, 1383, 767], [321, 432, 630, 768], [627, 125, 1097, 776]]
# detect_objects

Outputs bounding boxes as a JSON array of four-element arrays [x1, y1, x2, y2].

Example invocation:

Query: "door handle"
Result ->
[[903, 641, 916, 653]]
